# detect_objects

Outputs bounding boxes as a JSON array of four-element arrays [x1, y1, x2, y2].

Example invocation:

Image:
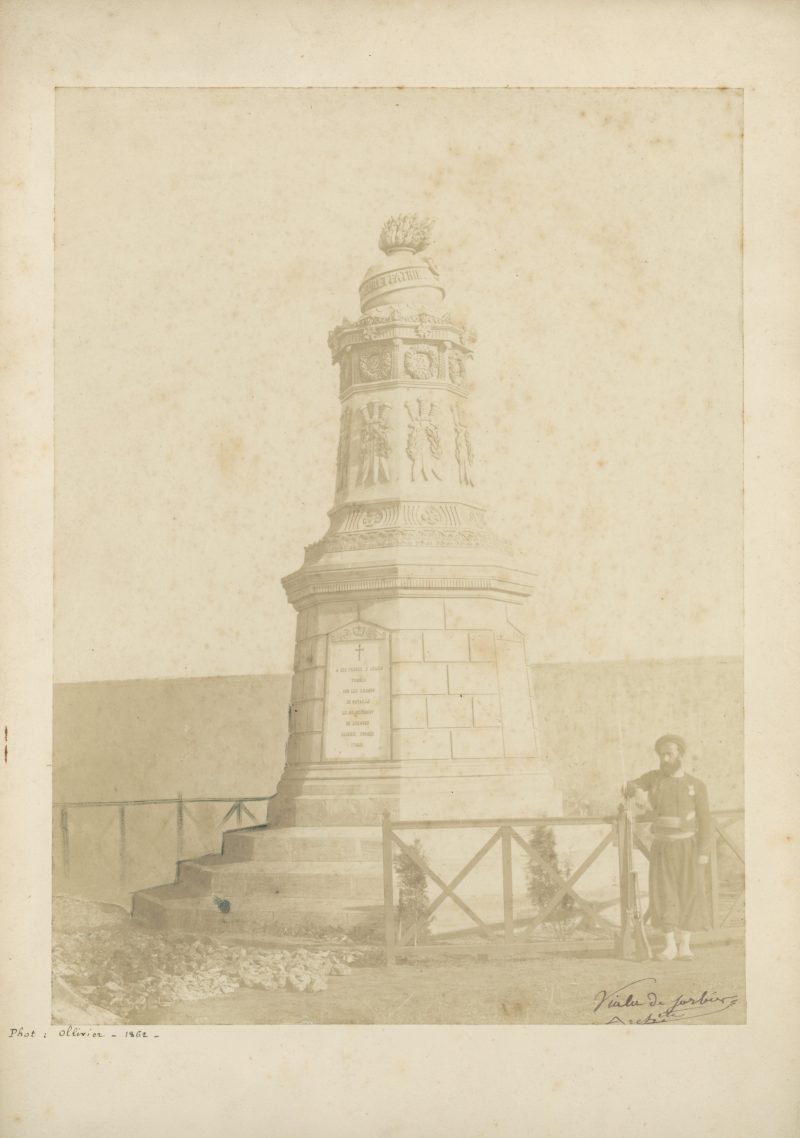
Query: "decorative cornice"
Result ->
[[330, 500, 489, 534], [305, 500, 510, 559], [303, 527, 513, 561], [328, 306, 476, 360], [282, 561, 536, 608]]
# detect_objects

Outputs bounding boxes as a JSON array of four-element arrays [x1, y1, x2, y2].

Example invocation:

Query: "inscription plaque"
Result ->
[[323, 623, 390, 760]]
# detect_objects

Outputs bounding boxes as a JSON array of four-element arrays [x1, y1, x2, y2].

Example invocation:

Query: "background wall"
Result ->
[[53, 674, 291, 802], [530, 656, 744, 812], [53, 657, 743, 906]]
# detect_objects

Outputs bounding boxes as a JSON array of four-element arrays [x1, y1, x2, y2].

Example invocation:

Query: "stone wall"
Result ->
[[52, 657, 742, 904], [529, 657, 743, 813], [53, 674, 292, 802], [54, 657, 743, 808]]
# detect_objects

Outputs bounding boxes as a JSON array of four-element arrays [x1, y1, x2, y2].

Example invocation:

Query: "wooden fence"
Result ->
[[53, 794, 274, 888], [382, 809, 744, 963]]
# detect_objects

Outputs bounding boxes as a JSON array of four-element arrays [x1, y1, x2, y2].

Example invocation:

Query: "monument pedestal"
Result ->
[[133, 826, 387, 933], [134, 216, 562, 936]]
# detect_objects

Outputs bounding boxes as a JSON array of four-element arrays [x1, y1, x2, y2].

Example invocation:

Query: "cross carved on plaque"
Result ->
[[355, 643, 364, 660]]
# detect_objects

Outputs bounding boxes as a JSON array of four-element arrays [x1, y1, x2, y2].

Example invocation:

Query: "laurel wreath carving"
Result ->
[[404, 346, 439, 382], [359, 350, 392, 382]]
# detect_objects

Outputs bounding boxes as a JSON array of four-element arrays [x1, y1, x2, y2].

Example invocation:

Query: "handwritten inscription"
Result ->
[[593, 978, 739, 1024], [324, 638, 387, 759], [8, 1026, 157, 1039]]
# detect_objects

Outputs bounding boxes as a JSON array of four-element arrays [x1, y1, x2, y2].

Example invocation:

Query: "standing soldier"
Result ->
[[624, 734, 712, 961]]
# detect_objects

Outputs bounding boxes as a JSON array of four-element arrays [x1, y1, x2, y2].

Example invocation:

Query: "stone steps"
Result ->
[[221, 825, 383, 862], [177, 856, 384, 900], [133, 885, 382, 934], [132, 823, 388, 934]]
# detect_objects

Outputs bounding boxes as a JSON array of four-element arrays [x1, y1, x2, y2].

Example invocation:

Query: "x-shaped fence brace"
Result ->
[[711, 815, 745, 928], [219, 800, 261, 827], [388, 821, 619, 948], [513, 827, 618, 937], [384, 810, 744, 956], [623, 811, 745, 930], [392, 829, 501, 945]]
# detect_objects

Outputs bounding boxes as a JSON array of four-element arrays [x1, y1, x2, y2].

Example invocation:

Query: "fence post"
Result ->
[[501, 826, 514, 943], [118, 805, 127, 886], [709, 828, 721, 929], [382, 812, 396, 966], [60, 807, 70, 880], [176, 793, 184, 862], [615, 806, 628, 957]]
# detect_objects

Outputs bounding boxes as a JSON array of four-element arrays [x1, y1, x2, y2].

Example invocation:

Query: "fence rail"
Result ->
[[382, 809, 744, 963], [53, 795, 275, 889]]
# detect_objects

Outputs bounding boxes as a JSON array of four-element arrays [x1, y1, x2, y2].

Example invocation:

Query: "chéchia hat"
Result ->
[[654, 734, 686, 756]]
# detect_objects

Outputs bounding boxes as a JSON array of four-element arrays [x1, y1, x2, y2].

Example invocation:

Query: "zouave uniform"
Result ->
[[628, 768, 711, 933]]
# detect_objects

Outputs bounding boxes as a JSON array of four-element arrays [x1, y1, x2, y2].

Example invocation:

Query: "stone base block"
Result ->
[[221, 825, 384, 863], [269, 764, 561, 826], [132, 824, 388, 935], [133, 887, 382, 935]]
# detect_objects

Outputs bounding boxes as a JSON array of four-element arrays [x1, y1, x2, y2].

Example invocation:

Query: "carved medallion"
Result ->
[[360, 508, 388, 528], [404, 346, 439, 382], [360, 349, 392, 381], [418, 504, 445, 526]]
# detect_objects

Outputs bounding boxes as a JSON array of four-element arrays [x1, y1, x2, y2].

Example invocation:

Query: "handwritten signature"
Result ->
[[593, 978, 739, 1024]]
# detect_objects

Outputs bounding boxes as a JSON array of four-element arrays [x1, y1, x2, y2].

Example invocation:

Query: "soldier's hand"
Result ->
[[621, 782, 637, 799], [698, 854, 710, 865]]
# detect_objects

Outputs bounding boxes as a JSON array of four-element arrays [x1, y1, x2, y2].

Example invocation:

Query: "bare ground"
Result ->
[[127, 943, 744, 1026], [53, 897, 745, 1026]]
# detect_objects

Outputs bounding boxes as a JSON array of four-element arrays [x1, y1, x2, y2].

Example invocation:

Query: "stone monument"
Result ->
[[134, 216, 561, 934]]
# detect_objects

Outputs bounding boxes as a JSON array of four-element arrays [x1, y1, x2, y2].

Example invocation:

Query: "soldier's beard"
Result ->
[[659, 756, 682, 775]]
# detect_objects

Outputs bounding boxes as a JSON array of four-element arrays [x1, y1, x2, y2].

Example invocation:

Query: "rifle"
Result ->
[[618, 794, 652, 961]]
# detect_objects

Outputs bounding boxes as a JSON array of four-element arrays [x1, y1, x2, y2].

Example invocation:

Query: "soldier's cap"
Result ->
[[654, 734, 686, 756]]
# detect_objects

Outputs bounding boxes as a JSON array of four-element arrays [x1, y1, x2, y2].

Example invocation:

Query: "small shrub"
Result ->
[[395, 840, 432, 945], [525, 825, 577, 940]]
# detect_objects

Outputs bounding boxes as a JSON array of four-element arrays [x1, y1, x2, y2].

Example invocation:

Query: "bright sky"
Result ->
[[54, 88, 742, 682]]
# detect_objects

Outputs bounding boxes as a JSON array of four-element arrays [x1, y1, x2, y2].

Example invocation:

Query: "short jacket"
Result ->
[[629, 769, 712, 853]]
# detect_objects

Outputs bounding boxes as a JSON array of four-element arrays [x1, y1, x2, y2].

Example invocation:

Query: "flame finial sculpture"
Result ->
[[378, 214, 435, 254]]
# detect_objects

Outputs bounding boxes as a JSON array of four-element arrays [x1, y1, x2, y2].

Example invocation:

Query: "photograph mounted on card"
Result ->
[[52, 87, 744, 1025]]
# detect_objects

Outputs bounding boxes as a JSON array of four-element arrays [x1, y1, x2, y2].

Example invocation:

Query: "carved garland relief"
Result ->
[[450, 403, 475, 487], [340, 400, 476, 487], [330, 621, 388, 642], [404, 398, 443, 482], [335, 406, 352, 492], [448, 353, 466, 384], [356, 401, 392, 486]]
